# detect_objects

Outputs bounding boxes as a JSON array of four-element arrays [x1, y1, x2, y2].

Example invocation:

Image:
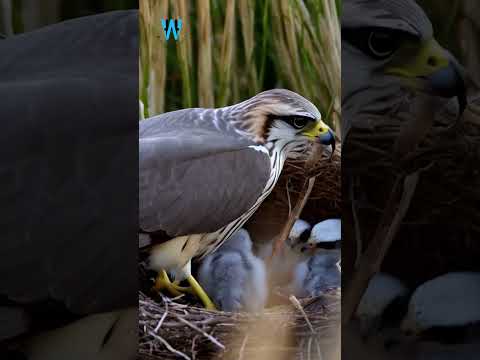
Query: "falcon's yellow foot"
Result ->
[[153, 270, 192, 297], [153, 270, 217, 310], [186, 274, 217, 310]]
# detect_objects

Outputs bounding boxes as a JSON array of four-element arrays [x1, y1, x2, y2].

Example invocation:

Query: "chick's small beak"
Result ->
[[300, 242, 317, 253]]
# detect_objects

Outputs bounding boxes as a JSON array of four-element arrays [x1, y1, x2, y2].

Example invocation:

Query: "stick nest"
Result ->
[[139, 291, 340, 360]]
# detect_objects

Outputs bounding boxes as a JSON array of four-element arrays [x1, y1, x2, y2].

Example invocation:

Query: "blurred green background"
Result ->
[[417, 0, 462, 57], [140, 0, 342, 132]]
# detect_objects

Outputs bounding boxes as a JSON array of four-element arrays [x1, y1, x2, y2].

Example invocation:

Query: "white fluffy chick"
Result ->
[[292, 251, 340, 298], [198, 229, 267, 313], [292, 219, 341, 298], [402, 272, 480, 335], [356, 273, 409, 336], [257, 219, 312, 288]]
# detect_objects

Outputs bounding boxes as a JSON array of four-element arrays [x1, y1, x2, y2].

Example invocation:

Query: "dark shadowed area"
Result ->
[[342, 0, 480, 359], [0, 5, 139, 360]]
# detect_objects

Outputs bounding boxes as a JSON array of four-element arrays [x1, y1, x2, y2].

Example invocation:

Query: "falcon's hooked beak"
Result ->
[[385, 38, 467, 115], [302, 120, 336, 154]]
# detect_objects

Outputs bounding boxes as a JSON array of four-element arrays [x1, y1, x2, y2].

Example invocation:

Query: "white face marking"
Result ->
[[266, 120, 300, 142]]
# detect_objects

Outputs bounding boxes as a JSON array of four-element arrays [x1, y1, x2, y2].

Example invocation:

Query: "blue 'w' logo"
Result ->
[[161, 18, 182, 41]]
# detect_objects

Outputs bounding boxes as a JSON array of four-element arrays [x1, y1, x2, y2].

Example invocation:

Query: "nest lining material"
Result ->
[[139, 142, 342, 360], [139, 291, 340, 360]]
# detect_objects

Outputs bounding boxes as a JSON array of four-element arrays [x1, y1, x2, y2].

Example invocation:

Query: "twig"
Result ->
[[238, 334, 249, 360], [272, 176, 316, 257], [289, 296, 315, 334], [191, 335, 199, 360], [350, 180, 362, 267], [154, 304, 168, 333], [148, 331, 191, 360], [342, 170, 421, 324], [290, 296, 323, 360], [176, 316, 226, 350], [286, 177, 293, 216]]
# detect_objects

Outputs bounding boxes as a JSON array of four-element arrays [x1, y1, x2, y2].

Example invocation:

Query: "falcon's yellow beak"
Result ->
[[302, 120, 336, 147], [302, 120, 334, 143]]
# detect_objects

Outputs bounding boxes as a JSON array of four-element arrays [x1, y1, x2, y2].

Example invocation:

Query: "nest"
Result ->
[[139, 291, 340, 360], [342, 93, 480, 288], [139, 143, 342, 360]]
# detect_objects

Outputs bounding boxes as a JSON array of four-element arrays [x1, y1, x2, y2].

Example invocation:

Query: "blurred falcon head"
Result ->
[[342, 0, 466, 137]]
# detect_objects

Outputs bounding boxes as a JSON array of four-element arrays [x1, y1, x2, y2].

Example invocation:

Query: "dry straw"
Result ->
[[139, 290, 340, 360]]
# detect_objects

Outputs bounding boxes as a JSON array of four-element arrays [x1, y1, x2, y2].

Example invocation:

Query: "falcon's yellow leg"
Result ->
[[186, 274, 217, 310], [149, 235, 216, 309], [153, 270, 192, 297]]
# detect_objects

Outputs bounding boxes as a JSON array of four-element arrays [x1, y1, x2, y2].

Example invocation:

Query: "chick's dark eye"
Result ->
[[292, 117, 309, 129], [299, 229, 310, 243], [368, 31, 397, 58]]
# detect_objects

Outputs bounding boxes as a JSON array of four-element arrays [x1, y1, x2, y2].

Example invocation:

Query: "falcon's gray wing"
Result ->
[[139, 111, 271, 236]]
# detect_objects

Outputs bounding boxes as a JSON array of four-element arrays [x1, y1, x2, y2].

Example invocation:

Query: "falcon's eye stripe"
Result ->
[[271, 115, 314, 129]]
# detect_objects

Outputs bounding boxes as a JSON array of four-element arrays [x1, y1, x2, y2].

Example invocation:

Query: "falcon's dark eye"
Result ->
[[288, 116, 310, 129], [273, 115, 313, 130], [368, 31, 397, 58]]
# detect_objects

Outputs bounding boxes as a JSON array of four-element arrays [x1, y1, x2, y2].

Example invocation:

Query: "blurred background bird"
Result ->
[[401, 272, 480, 340], [341, 0, 467, 139], [197, 229, 267, 313], [356, 272, 409, 337]]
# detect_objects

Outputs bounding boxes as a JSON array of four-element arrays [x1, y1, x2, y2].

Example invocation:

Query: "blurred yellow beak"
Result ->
[[385, 38, 449, 78]]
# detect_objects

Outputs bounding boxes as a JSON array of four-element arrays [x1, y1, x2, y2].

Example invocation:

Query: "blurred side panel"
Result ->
[[0, 4, 139, 360], [342, 0, 480, 359]]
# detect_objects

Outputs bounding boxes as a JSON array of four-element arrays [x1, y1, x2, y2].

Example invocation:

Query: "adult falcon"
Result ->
[[139, 89, 335, 308]]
